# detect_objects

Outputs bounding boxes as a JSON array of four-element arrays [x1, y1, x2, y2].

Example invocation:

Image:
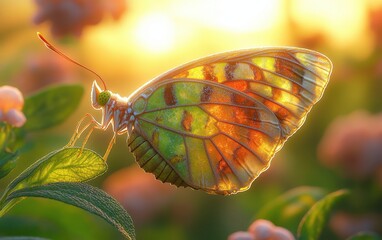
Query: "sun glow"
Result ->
[[133, 13, 176, 53], [172, 0, 282, 33]]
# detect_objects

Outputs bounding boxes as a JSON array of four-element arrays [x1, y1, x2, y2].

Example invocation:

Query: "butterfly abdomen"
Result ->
[[127, 130, 189, 188]]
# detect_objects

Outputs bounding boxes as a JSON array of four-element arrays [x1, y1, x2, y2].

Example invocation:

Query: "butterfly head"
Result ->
[[91, 81, 111, 109]]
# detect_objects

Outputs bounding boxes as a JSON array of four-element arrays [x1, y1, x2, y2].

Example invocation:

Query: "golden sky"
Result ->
[[1, 0, 382, 94]]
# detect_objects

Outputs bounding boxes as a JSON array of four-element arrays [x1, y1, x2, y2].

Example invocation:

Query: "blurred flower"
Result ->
[[330, 211, 382, 239], [318, 111, 382, 181], [228, 219, 295, 240], [228, 231, 254, 240], [103, 0, 127, 20], [102, 166, 175, 226], [12, 53, 74, 93], [369, 7, 382, 47], [0, 86, 26, 127], [33, 0, 127, 38]]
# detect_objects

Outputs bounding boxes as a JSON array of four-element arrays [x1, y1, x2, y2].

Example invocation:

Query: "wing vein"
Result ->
[[137, 102, 264, 115], [203, 139, 219, 187], [220, 132, 266, 165], [210, 138, 244, 184], [251, 53, 330, 82], [217, 119, 279, 139], [138, 118, 211, 139], [246, 61, 320, 93], [246, 89, 301, 119]]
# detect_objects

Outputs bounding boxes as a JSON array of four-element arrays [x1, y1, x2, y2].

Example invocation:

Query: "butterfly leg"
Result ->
[[103, 132, 116, 160], [66, 113, 103, 149], [78, 124, 96, 156], [67, 112, 116, 160], [67, 114, 92, 147], [102, 108, 125, 160]]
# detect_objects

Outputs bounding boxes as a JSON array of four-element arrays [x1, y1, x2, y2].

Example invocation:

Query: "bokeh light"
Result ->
[[133, 13, 176, 52], [172, 0, 283, 33]]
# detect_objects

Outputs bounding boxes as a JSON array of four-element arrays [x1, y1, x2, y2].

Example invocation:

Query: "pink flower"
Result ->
[[228, 219, 295, 240], [248, 219, 274, 239], [102, 166, 175, 226], [33, 0, 127, 38], [228, 231, 254, 240], [0, 86, 26, 127], [318, 111, 382, 180]]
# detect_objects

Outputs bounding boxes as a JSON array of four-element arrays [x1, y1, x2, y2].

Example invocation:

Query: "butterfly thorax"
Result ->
[[103, 92, 135, 136], [91, 81, 136, 136]]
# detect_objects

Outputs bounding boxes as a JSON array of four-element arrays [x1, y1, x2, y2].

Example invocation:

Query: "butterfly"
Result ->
[[38, 34, 332, 195]]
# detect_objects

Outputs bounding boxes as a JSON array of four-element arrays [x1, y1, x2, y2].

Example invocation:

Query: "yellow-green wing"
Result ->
[[127, 48, 332, 195], [128, 79, 282, 195], [130, 47, 332, 142]]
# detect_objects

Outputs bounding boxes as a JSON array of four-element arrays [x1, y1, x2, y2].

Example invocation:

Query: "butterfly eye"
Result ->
[[97, 91, 111, 106]]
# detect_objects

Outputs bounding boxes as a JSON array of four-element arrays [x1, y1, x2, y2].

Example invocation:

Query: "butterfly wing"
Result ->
[[130, 47, 332, 142], [127, 48, 332, 195], [128, 79, 282, 195]]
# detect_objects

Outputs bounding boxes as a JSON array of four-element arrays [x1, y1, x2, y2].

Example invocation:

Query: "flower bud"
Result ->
[[248, 219, 274, 239], [5, 109, 26, 127], [0, 86, 26, 127], [228, 231, 254, 240]]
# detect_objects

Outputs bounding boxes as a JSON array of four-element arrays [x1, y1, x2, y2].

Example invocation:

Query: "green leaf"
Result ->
[[347, 232, 382, 240], [0, 123, 11, 150], [0, 123, 18, 151], [23, 84, 84, 131], [0, 197, 122, 239], [0, 150, 19, 179], [297, 189, 350, 240], [0, 147, 106, 215], [256, 186, 327, 234], [7, 182, 135, 240], [8, 147, 106, 191]]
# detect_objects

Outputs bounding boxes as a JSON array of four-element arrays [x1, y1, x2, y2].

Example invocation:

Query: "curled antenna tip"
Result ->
[[36, 32, 45, 42], [36, 32, 54, 51]]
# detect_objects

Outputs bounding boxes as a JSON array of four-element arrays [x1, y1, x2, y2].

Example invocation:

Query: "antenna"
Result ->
[[37, 32, 107, 90]]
